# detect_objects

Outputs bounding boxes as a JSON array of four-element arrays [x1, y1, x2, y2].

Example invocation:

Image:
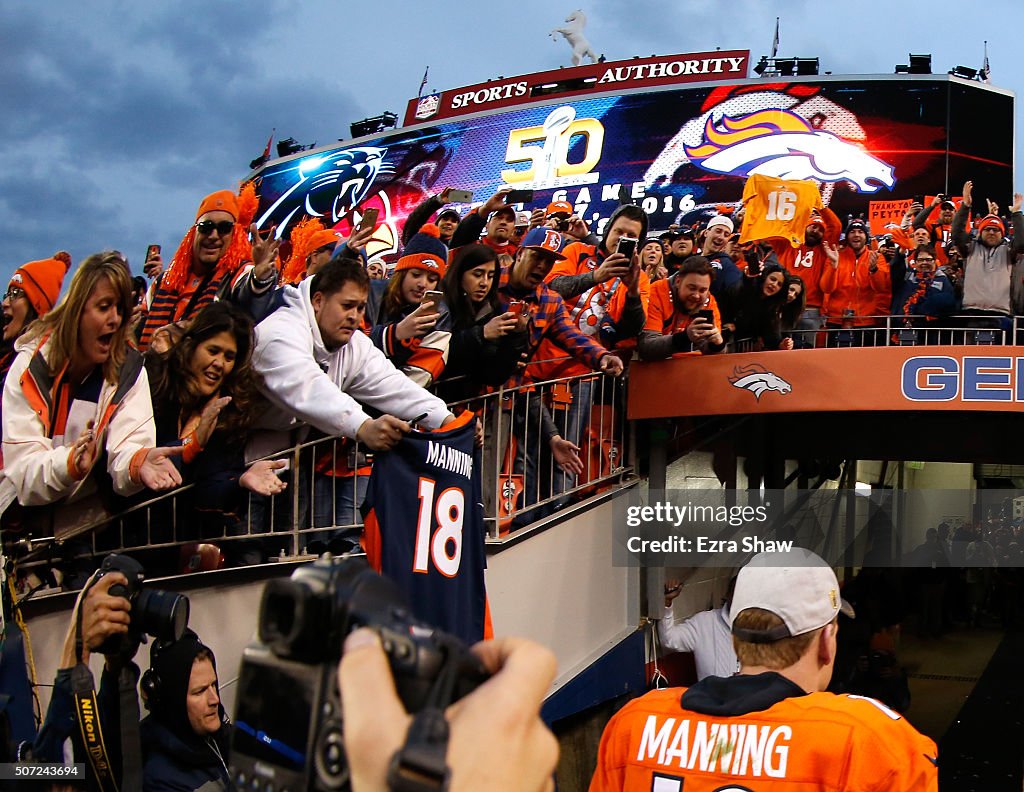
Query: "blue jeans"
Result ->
[[312, 472, 368, 540], [515, 378, 594, 527]]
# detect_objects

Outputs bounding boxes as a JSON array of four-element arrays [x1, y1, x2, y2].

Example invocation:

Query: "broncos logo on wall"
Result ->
[[684, 109, 895, 193], [255, 146, 393, 234], [729, 364, 792, 401]]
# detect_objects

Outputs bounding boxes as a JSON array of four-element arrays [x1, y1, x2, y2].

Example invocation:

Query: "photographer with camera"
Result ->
[[231, 555, 558, 792], [30, 554, 190, 791], [31, 568, 132, 771], [339, 629, 558, 792]]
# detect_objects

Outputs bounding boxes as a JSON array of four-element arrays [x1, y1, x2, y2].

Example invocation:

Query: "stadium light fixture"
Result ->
[[950, 65, 978, 80], [909, 54, 932, 74], [796, 58, 819, 76]]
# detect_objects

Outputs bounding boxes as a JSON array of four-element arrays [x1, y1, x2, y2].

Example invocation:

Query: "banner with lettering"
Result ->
[[403, 51, 750, 125], [628, 346, 1024, 418]]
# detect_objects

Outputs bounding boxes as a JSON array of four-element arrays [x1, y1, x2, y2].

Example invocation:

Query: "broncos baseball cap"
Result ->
[[730, 547, 854, 643], [546, 200, 573, 217], [940, 200, 956, 210], [519, 227, 566, 259], [846, 218, 869, 234], [436, 208, 460, 222], [807, 212, 825, 229], [491, 204, 517, 220], [705, 215, 734, 234]]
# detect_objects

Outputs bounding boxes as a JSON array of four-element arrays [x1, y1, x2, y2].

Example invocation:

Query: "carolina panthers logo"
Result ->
[[256, 146, 393, 233], [683, 109, 895, 193], [728, 364, 792, 400]]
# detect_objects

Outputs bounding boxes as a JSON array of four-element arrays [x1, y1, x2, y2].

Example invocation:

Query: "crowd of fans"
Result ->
[[5, 165, 1023, 790], [1, 175, 1023, 588]]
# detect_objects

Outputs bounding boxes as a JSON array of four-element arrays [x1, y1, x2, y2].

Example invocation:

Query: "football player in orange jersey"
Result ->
[[591, 548, 938, 792]]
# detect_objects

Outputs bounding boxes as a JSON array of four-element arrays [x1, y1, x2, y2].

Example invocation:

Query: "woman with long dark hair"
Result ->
[[727, 262, 793, 351], [434, 244, 524, 402], [144, 301, 284, 554]]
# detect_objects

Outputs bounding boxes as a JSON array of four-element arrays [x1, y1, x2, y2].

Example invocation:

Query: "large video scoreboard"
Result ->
[[250, 72, 1013, 264]]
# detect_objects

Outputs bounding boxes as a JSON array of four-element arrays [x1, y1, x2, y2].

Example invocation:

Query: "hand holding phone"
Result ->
[[358, 207, 380, 233], [506, 189, 534, 205], [616, 236, 638, 260], [144, 244, 162, 278], [446, 189, 473, 204], [421, 289, 444, 312]]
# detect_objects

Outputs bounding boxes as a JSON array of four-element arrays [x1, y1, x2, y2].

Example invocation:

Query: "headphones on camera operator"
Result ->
[[70, 554, 189, 792]]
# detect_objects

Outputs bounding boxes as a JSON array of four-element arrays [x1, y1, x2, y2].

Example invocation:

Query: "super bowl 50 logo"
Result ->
[[502, 106, 604, 190]]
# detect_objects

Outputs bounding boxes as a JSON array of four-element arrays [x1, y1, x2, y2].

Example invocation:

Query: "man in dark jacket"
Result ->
[[450, 188, 520, 255], [140, 630, 232, 791], [699, 215, 743, 322], [402, 187, 461, 245]]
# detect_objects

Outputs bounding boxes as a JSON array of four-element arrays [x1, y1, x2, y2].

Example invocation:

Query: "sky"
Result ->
[[1, 0, 1019, 290]]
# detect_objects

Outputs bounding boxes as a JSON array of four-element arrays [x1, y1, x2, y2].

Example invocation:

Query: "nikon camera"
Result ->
[[95, 553, 190, 656], [229, 556, 490, 792]]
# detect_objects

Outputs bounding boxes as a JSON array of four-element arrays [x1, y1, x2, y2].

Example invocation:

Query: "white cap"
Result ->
[[515, 211, 531, 227], [729, 547, 854, 643], [705, 215, 735, 234]]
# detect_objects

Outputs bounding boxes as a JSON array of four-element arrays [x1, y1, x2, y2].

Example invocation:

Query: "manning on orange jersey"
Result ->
[[589, 681, 937, 792]]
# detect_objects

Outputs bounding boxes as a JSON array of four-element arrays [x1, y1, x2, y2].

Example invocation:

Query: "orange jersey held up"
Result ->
[[767, 206, 842, 310], [590, 686, 938, 792], [739, 175, 824, 249]]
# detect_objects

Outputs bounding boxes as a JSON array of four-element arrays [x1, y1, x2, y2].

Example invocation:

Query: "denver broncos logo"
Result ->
[[684, 109, 895, 193], [256, 146, 393, 234], [728, 364, 792, 400]]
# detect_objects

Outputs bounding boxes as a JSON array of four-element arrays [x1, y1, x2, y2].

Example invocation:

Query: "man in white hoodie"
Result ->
[[252, 257, 454, 451]]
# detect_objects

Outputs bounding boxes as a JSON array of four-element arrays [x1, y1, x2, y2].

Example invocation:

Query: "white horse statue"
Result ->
[[549, 10, 598, 66]]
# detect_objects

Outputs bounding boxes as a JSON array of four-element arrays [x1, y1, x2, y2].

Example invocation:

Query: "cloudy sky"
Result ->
[[1, 0, 1018, 289]]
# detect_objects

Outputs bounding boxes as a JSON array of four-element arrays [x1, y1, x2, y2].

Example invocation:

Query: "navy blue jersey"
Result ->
[[362, 411, 490, 644]]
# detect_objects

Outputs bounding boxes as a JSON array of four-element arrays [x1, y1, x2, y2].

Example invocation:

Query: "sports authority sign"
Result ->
[[403, 50, 750, 125], [628, 346, 1024, 419]]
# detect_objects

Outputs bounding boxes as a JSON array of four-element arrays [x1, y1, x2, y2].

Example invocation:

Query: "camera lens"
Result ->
[[135, 588, 190, 642], [259, 578, 332, 661]]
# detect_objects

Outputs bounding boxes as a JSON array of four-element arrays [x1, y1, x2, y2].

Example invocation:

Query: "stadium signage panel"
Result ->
[[404, 50, 750, 125], [628, 347, 1024, 419], [253, 78, 1010, 270]]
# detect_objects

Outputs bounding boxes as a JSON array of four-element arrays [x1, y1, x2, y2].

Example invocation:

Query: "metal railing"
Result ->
[[732, 313, 1018, 352], [5, 370, 634, 588], [13, 309, 1019, 589]]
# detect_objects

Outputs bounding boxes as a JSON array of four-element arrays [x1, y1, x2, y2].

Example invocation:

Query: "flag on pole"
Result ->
[[418, 66, 430, 98], [262, 129, 275, 159], [982, 41, 990, 82], [771, 17, 780, 58]]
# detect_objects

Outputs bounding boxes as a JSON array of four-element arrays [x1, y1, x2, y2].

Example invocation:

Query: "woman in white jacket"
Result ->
[[1, 252, 185, 541]]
